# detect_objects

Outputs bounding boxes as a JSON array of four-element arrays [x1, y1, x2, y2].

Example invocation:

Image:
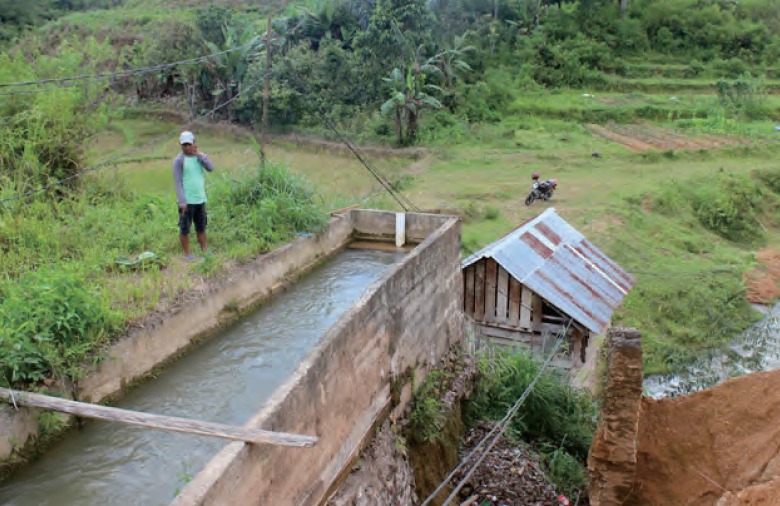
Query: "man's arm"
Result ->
[[173, 155, 187, 206], [197, 153, 215, 172]]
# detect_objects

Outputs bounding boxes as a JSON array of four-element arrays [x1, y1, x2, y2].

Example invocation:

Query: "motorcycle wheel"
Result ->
[[525, 194, 535, 206]]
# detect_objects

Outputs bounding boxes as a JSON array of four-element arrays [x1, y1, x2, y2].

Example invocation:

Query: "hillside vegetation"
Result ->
[[2, 0, 780, 388]]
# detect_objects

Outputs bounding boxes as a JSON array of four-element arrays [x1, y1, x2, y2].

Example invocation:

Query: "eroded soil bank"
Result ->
[[592, 329, 780, 506], [631, 369, 780, 505]]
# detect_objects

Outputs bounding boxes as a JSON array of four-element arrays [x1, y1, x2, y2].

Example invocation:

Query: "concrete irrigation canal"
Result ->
[[0, 210, 464, 506], [0, 249, 401, 506]]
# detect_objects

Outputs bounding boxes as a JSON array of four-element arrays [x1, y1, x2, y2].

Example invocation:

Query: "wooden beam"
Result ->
[[508, 277, 521, 327], [478, 324, 533, 344], [496, 267, 509, 324], [532, 293, 543, 332], [520, 285, 532, 330], [474, 261, 486, 321], [464, 265, 475, 317], [485, 259, 497, 323], [0, 388, 317, 448]]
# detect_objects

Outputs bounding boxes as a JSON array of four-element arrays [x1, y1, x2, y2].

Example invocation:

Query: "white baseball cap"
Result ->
[[179, 131, 195, 145]]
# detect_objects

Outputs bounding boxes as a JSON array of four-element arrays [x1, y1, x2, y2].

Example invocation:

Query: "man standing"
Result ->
[[173, 131, 215, 260]]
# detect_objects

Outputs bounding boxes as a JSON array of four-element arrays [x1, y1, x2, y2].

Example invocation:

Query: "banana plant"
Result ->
[[381, 51, 443, 145], [203, 23, 262, 120]]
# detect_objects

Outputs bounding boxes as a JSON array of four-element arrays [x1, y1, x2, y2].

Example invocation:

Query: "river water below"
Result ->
[[0, 248, 403, 506], [644, 303, 780, 398]]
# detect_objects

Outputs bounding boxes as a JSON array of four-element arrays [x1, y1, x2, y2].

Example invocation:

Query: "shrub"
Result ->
[[467, 349, 597, 460], [541, 443, 589, 499], [409, 369, 450, 443], [209, 162, 327, 257], [0, 267, 122, 385], [691, 172, 766, 244], [754, 167, 780, 194]]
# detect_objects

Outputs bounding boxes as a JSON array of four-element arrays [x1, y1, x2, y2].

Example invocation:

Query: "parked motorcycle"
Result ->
[[525, 178, 558, 205]]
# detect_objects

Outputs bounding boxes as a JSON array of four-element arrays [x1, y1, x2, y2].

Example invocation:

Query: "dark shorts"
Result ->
[[178, 203, 207, 235]]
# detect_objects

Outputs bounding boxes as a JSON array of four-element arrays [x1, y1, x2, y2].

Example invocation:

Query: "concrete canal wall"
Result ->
[[172, 210, 464, 506]]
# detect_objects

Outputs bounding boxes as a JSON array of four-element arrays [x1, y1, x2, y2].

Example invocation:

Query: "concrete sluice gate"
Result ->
[[0, 210, 464, 506]]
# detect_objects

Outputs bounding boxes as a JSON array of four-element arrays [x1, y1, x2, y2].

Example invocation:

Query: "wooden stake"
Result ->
[[0, 388, 317, 448], [261, 14, 272, 164]]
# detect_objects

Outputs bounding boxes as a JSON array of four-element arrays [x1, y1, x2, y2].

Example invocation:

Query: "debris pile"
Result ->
[[450, 422, 562, 506]]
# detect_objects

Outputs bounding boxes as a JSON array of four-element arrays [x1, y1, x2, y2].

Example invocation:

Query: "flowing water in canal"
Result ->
[[644, 303, 780, 398], [0, 248, 403, 506]]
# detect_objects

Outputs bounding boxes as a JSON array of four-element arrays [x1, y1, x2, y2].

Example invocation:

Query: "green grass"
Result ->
[[0, 160, 326, 386], [362, 108, 780, 374], [467, 348, 596, 497], [7, 69, 780, 382], [87, 118, 411, 209]]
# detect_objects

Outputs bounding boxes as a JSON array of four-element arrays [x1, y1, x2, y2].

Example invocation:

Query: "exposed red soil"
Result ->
[[629, 369, 780, 505], [745, 249, 780, 304], [586, 123, 747, 152], [717, 479, 780, 505]]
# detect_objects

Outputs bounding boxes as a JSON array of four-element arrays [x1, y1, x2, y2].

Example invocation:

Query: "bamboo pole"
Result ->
[[0, 388, 317, 448], [261, 13, 272, 164]]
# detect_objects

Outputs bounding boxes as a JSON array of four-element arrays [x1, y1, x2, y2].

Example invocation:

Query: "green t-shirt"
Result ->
[[183, 156, 207, 204]]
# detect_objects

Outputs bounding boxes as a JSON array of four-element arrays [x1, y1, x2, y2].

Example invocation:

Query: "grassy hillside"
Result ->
[[3, 0, 780, 386]]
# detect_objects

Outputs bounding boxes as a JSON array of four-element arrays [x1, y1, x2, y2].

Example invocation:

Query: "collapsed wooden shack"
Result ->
[[462, 208, 635, 366]]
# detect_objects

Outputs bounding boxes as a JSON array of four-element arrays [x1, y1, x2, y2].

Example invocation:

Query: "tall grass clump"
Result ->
[[691, 172, 766, 245], [0, 41, 113, 196], [0, 267, 122, 386], [467, 349, 596, 496], [210, 162, 327, 259]]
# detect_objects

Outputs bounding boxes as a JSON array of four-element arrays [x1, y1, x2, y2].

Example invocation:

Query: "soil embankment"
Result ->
[[745, 249, 780, 304], [630, 369, 780, 505]]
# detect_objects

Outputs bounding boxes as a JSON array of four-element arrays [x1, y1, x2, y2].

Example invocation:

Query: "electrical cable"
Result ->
[[420, 318, 573, 506], [0, 43, 262, 91], [0, 71, 269, 205]]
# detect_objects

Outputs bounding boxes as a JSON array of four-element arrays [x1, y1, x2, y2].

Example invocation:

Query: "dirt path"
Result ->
[[587, 123, 747, 152]]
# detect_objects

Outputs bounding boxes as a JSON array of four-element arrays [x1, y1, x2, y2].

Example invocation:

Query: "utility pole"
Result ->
[[261, 14, 272, 165]]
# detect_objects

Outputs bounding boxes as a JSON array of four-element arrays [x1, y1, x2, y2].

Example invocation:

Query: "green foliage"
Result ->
[[691, 172, 766, 244], [532, 34, 612, 88], [208, 162, 327, 257], [195, 5, 234, 46], [0, 43, 112, 196], [409, 369, 450, 443], [0, 155, 326, 388], [0, 267, 122, 385], [651, 171, 769, 245], [0, 0, 122, 41], [467, 349, 597, 460], [715, 74, 767, 118], [540, 442, 589, 499], [754, 167, 780, 194]]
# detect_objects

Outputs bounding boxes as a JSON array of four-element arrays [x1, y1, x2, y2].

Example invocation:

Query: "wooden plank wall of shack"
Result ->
[[463, 258, 556, 334]]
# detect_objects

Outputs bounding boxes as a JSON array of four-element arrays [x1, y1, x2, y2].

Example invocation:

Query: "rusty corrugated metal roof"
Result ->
[[462, 208, 635, 334]]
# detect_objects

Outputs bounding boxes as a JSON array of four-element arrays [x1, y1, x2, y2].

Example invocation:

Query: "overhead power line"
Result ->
[[420, 318, 573, 506], [0, 71, 268, 206], [0, 43, 262, 92]]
